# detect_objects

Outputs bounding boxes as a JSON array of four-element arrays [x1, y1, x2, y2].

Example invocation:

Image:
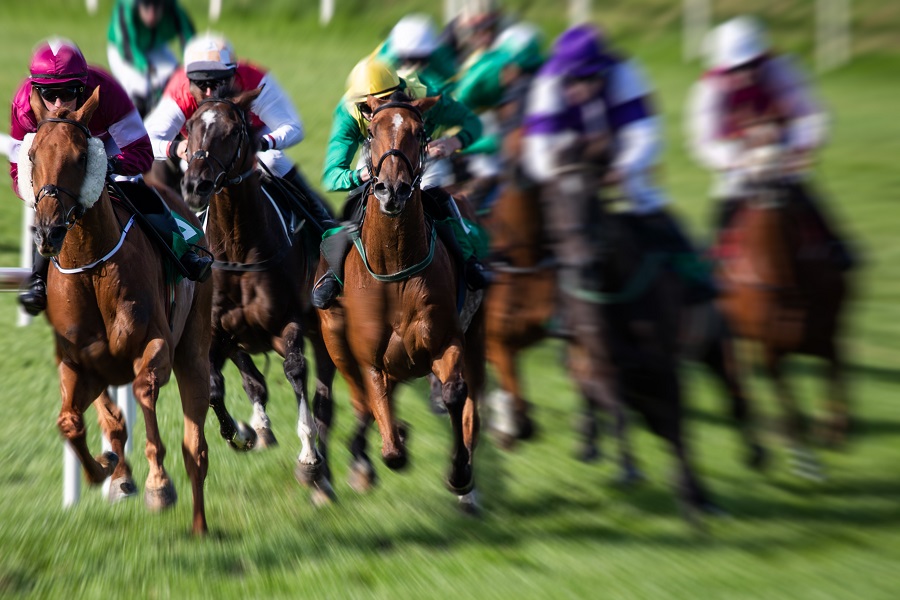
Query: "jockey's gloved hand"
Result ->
[[106, 157, 119, 176], [258, 136, 271, 152]]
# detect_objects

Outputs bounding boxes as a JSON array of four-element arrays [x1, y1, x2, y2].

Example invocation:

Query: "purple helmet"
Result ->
[[546, 25, 614, 79], [29, 38, 88, 87]]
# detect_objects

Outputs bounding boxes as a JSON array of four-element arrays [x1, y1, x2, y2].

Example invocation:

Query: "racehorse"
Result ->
[[22, 87, 212, 534], [715, 142, 850, 474], [317, 91, 485, 512], [181, 88, 336, 504], [544, 162, 719, 521]]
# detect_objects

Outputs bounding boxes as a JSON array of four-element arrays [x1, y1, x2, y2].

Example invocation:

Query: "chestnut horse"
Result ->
[[181, 88, 336, 503], [22, 87, 212, 534], [716, 147, 850, 476], [317, 92, 484, 512]]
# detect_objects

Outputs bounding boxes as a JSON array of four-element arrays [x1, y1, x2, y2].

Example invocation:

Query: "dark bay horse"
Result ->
[[181, 88, 336, 504], [715, 143, 850, 475], [23, 87, 212, 534], [317, 92, 484, 512]]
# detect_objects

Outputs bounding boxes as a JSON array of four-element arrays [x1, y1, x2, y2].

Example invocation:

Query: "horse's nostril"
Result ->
[[395, 183, 412, 201], [195, 180, 215, 197], [48, 226, 67, 245]]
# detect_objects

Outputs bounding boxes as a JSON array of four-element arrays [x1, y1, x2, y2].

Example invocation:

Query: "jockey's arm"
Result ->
[[427, 94, 482, 153], [144, 96, 187, 161], [321, 101, 366, 193], [107, 108, 154, 175], [250, 74, 304, 152], [686, 78, 742, 172], [767, 56, 829, 154]]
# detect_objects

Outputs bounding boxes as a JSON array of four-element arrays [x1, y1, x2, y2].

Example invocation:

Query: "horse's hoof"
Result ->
[[348, 460, 377, 494], [310, 477, 337, 508], [228, 421, 257, 452], [397, 421, 411, 445], [145, 481, 177, 512], [491, 429, 516, 451], [253, 427, 278, 450], [457, 489, 480, 517], [446, 465, 474, 496], [108, 476, 138, 503], [383, 451, 408, 471], [516, 416, 537, 441], [294, 459, 323, 487]]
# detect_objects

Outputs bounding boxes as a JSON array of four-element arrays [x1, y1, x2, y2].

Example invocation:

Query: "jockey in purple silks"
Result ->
[[10, 38, 212, 316], [686, 16, 855, 270], [522, 24, 715, 302]]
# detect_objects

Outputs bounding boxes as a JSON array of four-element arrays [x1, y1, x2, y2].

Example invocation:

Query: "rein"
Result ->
[[188, 98, 256, 194], [32, 118, 94, 226]]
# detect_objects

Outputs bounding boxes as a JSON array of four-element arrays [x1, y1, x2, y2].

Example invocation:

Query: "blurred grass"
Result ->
[[1, 1, 899, 599]]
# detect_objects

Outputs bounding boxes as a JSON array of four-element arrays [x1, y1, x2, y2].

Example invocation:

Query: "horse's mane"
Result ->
[[385, 90, 414, 104]]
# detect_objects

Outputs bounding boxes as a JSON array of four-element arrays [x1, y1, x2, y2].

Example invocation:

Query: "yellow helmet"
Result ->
[[346, 58, 401, 102]]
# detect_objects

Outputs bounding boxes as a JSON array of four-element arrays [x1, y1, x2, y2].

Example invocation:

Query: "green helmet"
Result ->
[[493, 23, 543, 72]]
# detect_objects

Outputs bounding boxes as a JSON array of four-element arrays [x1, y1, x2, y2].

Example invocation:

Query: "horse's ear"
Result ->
[[364, 94, 390, 120], [411, 95, 440, 115], [29, 86, 49, 122], [233, 85, 263, 111], [74, 86, 101, 125]]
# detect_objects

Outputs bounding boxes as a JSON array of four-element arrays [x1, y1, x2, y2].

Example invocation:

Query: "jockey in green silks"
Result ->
[[313, 55, 488, 310]]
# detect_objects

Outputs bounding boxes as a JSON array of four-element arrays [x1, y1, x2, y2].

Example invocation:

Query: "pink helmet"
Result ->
[[29, 38, 88, 87]]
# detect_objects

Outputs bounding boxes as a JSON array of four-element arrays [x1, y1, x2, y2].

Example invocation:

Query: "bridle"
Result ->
[[187, 98, 256, 194], [364, 101, 428, 191], [32, 117, 91, 228]]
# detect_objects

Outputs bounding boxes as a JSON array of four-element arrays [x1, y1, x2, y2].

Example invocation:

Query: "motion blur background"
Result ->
[[1, 1, 898, 598]]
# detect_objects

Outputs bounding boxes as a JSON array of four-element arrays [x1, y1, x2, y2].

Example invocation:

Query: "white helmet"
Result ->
[[709, 16, 768, 70], [184, 33, 237, 79], [389, 14, 439, 60]]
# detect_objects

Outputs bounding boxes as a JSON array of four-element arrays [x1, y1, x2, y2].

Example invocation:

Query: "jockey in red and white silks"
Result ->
[[144, 33, 304, 179], [9, 38, 152, 195], [685, 16, 828, 200]]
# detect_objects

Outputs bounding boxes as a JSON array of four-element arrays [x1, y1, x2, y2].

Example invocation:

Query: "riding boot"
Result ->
[[425, 187, 490, 290], [141, 211, 213, 283], [18, 250, 50, 316], [640, 209, 718, 304], [312, 220, 356, 310], [789, 183, 858, 271], [283, 168, 338, 231]]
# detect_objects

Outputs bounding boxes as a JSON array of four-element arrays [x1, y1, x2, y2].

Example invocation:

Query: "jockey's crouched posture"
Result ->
[[312, 57, 488, 310], [522, 25, 716, 303], [144, 33, 335, 232], [687, 16, 855, 270], [9, 38, 212, 316]]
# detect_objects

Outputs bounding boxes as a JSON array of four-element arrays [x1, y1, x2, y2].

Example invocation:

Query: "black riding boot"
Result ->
[[18, 250, 49, 316], [425, 188, 490, 290], [640, 210, 718, 304], [311, 222, 355, 310], [283, 168, 338, 232]]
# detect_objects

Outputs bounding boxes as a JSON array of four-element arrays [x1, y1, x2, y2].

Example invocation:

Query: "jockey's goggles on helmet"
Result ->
[[138, 0, 164, 6], [35, 84, 82, 103], [188, 73, 233, 92]]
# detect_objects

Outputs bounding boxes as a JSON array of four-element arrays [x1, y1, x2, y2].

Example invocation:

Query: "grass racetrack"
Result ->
[[1, 1, 899, 598]]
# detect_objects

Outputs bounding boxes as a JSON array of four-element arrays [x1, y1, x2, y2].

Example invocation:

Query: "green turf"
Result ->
[[1, 2, 898, 599]]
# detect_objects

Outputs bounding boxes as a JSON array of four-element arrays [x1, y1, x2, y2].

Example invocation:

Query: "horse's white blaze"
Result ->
[[200, 111, 217, 147], [392, 113, 403, 132], [296, 399, 319, 465]]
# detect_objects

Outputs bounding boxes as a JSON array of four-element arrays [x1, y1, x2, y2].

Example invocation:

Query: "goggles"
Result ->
[[36, 85, 82, 103]]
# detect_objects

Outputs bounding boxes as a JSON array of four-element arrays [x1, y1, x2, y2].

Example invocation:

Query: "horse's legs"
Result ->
[[348, 410, 378, 493], [209, 335, 255, 450], [363, 369, 407, 470], [822, 341, 850, 448], [701, 328, 766, 470], [432, 342, 474, 495], [486, 338, 534, 448], [134, 339, 178, 511], [173, 327, 210, 535], [57, 364, 117, 484], [310, 335, 336, 482], [94, 389, 136, 500], [764, 349, 822, 479], [232, 350, 277, 448]]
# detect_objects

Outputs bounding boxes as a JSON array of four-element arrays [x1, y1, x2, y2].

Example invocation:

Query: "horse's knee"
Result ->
[[58, 412, 85, 440], [283, 348, 308, 383], [442, 376, 469, 412]]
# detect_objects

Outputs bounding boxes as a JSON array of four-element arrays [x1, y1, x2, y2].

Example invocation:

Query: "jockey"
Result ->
[[450, 0, 506, 70], [376, 14, 459, 94], [9, 38, 212, 316], [522, 25, 715, 301], [686, 16, 854, 269], [144, 33, 334, 230], [312, 58, 487, 310], [107, 0, 195, 116]]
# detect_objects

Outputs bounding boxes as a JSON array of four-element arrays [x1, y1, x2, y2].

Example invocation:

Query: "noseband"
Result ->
[[365, 102, 428, 190], [33, 117, 93, 227], [188, 98, 256, 193]]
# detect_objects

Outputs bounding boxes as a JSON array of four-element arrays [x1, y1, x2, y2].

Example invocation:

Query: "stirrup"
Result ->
[[312, 272, 341, 309]]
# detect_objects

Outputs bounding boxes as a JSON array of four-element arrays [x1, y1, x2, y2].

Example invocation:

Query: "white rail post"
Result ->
[[569, 0, 591, 25], [817, 0, 851, 73], [86, 0, 98, 15], [683, 0, 711, 62], [63, 443, 81, 508], [209, 0, 222, 23], [320, 0, 335, 26]]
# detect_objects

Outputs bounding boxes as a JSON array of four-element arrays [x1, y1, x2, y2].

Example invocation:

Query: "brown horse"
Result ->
[[23, 87, 212, 534], [317, 92, 484, 512], [181, 88, 336, 503], [715, 146, 850, 475]]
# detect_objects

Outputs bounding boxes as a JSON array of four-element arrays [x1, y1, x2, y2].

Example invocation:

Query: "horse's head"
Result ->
[[361, 91, 438, 216], [22, 86, 106, 257], [182, 87, 260, 211]]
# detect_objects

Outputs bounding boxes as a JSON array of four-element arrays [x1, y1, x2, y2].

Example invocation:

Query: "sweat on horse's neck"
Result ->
[[362, 189, 432, 274]]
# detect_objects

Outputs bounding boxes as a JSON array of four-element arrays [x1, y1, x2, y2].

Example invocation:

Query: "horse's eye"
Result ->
[[78, 152, 87, 167]]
